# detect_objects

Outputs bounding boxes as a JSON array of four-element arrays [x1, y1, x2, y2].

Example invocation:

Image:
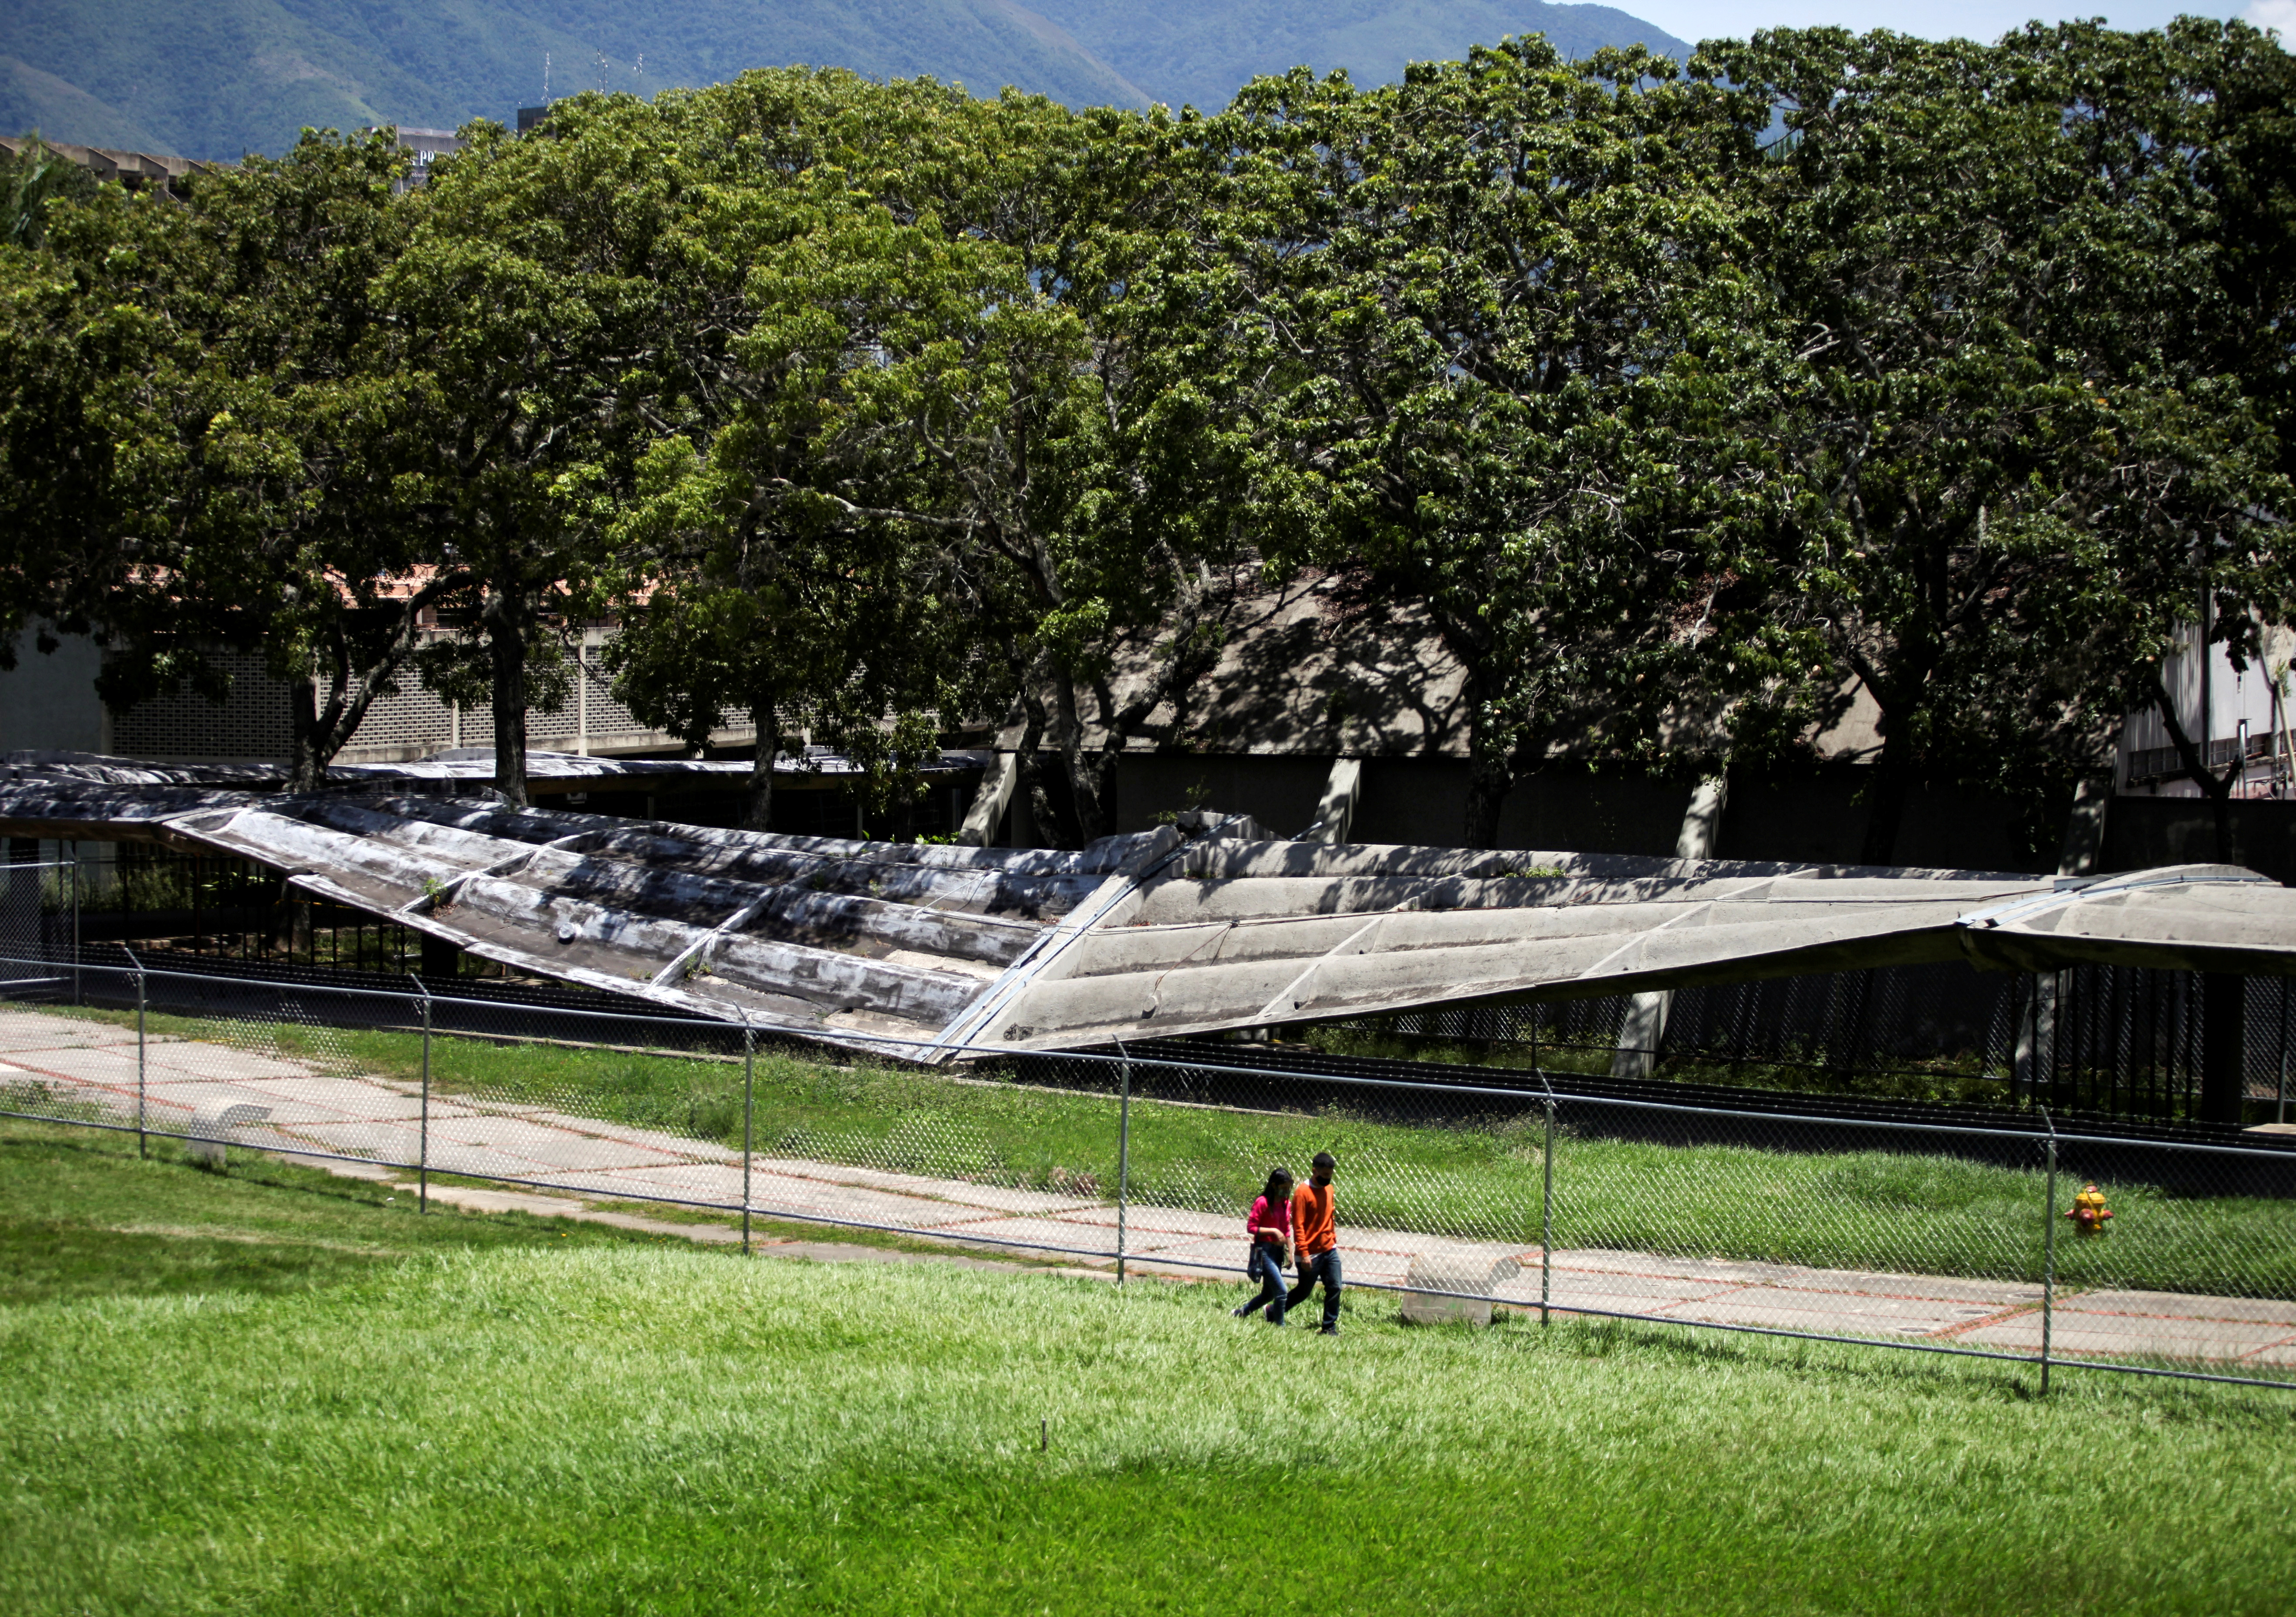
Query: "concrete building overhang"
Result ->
[[0, 748, 988, 795], [3, 773, 2291, 1063]]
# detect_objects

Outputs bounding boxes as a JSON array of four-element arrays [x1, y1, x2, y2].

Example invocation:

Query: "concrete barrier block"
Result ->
[[186, 1099, 273, 1170]]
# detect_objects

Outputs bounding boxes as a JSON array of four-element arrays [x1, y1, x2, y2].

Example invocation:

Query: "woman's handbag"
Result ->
[[1249, 1231, 1285, 1281]]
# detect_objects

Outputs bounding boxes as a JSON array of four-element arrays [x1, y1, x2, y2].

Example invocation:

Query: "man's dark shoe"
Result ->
[[1318, 1325, 1340, 1336]]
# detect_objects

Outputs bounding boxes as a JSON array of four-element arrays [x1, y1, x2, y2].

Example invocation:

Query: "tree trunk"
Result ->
[[1461, 753, 1513, 850], [286, 680, 328, 795], [490, 595, 530, 808], [1013, 676, 1081, 849], [1858, 736, 1913, 867], [1074, 747, 1121, 846], [1458, 673, 1521, 850], [743, 695, 778, 832], [270, 874, 313, 959], [1050, 665, 1103, 846], [2147, 678, 2239, 863]]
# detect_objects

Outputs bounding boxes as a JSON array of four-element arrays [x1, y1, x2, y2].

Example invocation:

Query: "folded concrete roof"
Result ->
[[3, 777, 2290, 1062], [0, 748, 987, 793]]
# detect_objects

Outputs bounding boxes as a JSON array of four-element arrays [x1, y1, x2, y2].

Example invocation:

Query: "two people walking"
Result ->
[[1232, 1151, 1342, 1335]]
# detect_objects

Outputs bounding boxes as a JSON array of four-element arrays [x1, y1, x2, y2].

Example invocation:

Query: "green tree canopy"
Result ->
[[0, 129, 457, 791], [1710, 24, 2292, 864], [1232, 42, 1780, 847]]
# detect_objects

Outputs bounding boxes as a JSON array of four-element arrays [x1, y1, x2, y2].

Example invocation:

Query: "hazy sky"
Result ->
[[1621, 0, 2288, 47]]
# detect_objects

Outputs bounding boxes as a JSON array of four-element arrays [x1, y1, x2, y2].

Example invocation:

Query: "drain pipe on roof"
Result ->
[[1300, 756, 1362, 844], [1611, 773, 1729, 1082]]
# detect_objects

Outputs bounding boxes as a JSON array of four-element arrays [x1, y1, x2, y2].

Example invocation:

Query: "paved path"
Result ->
[[3, 1007, 2291, 1374], [314, 1156, 1112, 1275]]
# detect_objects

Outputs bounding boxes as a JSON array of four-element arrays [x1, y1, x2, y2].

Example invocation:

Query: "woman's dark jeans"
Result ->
[[1239, 1242, 1289, 1323]]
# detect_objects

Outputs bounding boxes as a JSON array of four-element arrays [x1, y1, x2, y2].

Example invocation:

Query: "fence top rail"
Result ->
[[9, 948, 2296, 1164]]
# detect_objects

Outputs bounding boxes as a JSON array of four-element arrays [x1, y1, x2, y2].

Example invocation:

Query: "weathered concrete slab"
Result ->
[[0, 1017, 143, 1054], [1662, 1292, 2007, 1336], [1964, 1309, 2296, 1362], [416, 1116, 685, 1172], [2070, 1289, 2296, 1327]]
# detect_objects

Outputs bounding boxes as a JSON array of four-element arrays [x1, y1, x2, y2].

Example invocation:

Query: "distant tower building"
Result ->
[[367, 126, 463, 191], [395, 127, 463, 186]]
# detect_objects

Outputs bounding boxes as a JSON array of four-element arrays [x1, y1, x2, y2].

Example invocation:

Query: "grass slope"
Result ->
[[1, 0, 1147, 160], [0, 1117, 2291, 1615], [1028, 0, 1696, 113], [0, 1118, 667, 1306]]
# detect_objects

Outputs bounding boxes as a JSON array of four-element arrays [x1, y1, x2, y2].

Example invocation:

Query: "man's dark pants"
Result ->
[[1285, 1248, 1342, 1330]]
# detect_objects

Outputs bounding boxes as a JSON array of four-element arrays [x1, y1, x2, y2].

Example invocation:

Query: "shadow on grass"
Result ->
[[0, 1121, 675, 1307]]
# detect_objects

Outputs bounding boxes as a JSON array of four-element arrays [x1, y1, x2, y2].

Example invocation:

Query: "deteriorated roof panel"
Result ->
[[3, 779, 2292, 1062]]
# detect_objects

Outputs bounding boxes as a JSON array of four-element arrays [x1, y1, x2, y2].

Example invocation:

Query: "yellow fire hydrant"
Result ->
[[2064, 1182, 2114, 1237]]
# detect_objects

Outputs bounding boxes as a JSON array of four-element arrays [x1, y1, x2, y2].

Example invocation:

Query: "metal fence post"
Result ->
[[419, 984, 432, 1214], [2276, 979, 2289, 1127], [1541, 1100, 1556, 1326], [742, 1020, 754, 1256], [69, 848, 80, 1007], [134, 962, 147, 1160], [2039, 1107, 2058, 1396], [1539, 1068, 1556, 1327], [1115, 1042, 1133, 1286]]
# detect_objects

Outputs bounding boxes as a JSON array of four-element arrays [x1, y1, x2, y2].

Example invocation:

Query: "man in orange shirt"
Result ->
[[1285, 1151, 1342, 1335]]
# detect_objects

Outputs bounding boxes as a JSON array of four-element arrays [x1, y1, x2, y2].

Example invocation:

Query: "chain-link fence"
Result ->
[[1346, 962, 2296, 1128], [1, 949, 2291, 1390], [0, 859, 74, 999]]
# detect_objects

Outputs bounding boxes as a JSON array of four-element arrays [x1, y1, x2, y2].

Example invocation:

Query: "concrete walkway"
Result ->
[[3, 1006, 2291, 1374]]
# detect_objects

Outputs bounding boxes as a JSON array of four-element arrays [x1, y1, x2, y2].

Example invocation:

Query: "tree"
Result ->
[[631, 71, 1276, 848], [0, 129, 460, 791], [568, 72, 985, 832], [2014, 19, 2296, 846], [942, 94, 1275, 846], [382, 94, 739, 808], [1710, 27, 2292, 865], [598, 433, 959, 832], [1, 136, 96, 251], [1231, 43, 1782, 847]]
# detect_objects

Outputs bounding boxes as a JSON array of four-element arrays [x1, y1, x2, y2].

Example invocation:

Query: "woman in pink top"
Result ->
[[1231, 1166, 1295, 1325]]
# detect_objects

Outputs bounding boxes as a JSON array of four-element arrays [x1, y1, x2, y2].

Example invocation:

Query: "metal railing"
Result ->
[[1, 949, 2291, 1392]]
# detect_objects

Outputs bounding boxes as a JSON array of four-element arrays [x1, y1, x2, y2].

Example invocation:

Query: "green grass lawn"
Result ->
[[0, 1118, 2292, 1616], [14, 1004, 2296, 1297], [1305, 1020, 2020, 1107], [0, 1119, 674, 1307]]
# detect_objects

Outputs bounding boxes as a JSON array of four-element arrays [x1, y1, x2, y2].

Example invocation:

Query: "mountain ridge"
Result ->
[[1037, 0, 1695, 114], [0, 0, 1695, 160]]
